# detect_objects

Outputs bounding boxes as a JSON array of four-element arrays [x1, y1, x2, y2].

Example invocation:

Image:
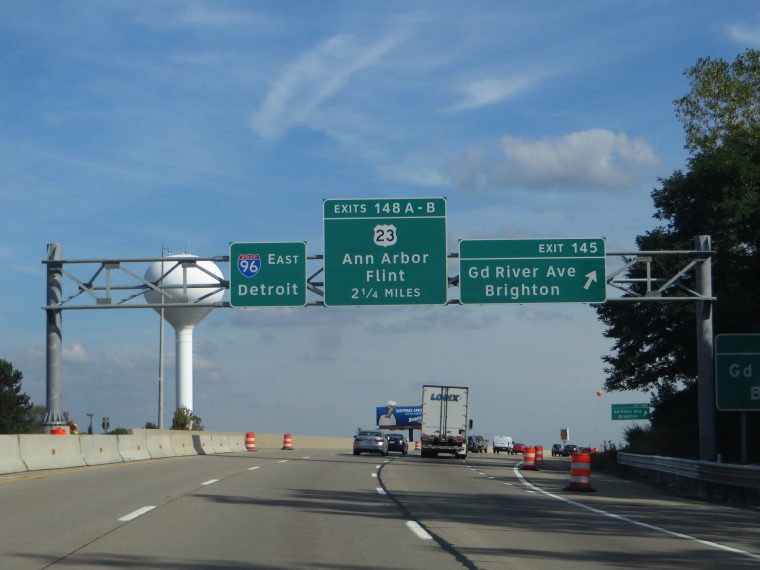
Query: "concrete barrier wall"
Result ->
[[169, 431, 197, 456], [145, 432, 175, 459], [19, 434, 85, 471], [0, 435, 27, 474], [0, 431, 353, 475], [80, 435, 122, 466], [117, 434, 151, 462]]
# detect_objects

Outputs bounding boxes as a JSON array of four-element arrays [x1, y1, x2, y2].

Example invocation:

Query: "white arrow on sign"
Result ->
[[583, 270, 598, 290]]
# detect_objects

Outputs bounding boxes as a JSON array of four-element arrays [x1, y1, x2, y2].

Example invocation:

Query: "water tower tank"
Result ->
[[144, 254, 224, 413]]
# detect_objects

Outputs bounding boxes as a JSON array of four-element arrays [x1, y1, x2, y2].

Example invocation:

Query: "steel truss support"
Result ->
[[43, 239, 716, 458]]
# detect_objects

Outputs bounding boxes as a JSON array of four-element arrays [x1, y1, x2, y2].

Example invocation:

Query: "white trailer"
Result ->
[[420, 385, 470, 458]]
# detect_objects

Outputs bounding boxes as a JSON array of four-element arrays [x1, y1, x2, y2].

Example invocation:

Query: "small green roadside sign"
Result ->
[[611, 403, 651, 421], [459, 238, 606, 304], [716, 334, 760, 411], [229, 242, 307, 307], [323, 198, 447, 306]]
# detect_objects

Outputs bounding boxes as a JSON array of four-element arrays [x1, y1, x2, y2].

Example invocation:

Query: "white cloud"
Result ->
[[728, 24, 760, 45], [445, 73, 550, 112], [63, 342, 92, 364], [248, 31, 408, 141], [447, 129, 659, 193]]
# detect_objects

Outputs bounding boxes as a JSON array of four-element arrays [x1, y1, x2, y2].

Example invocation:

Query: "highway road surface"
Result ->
[[1, 450, 758, 569]]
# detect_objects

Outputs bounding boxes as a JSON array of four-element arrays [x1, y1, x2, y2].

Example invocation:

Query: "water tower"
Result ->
[[143, 254, 224, 412]]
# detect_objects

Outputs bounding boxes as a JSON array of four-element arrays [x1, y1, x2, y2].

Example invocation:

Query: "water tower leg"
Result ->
[[175, 325, 194, 412]]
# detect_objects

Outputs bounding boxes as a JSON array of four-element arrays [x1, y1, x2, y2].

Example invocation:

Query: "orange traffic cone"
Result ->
[[565, 452, 596, 492], [245, 432, 257, 451], [282, 433, 294, 450], [414, 441, 421, 451], [521, 446, 537, 470]]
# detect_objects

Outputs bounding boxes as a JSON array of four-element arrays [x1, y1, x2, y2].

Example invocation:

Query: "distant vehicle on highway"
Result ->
[[421, 385, 470, 458], [492, 435, 513, 454], [468, 435, 486, 453], [353, 430, 389, 456], [551, 444, 563, 457], [385, 433, 408, 455], [512, 442, 527, 454], [562, 444, 579, 456]]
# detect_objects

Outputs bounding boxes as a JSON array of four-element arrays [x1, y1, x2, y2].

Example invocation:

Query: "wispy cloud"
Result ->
[[447, 129, 659, 193], [248, 30, 409, 141], [728, 24, 760, 45], [445, 72, 552, 112]]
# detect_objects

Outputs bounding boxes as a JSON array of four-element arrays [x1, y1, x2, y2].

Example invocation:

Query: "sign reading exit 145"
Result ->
[[459, 238, 606, 304]]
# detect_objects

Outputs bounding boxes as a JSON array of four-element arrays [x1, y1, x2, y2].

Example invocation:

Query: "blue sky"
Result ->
[[1, 1, 757, 445]]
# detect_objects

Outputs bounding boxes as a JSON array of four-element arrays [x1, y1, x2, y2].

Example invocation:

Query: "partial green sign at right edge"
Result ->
[[715, 334, 760, 411]]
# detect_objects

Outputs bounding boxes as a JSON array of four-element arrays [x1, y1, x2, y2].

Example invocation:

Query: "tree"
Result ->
[[171, 406, 204, 431], [0, 359, 35, 434], [675, 49, 760, 154], [596, 96, 760, 460]]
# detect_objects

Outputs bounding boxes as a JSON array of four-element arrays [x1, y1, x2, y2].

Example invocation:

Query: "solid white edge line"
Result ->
[[512, 466, 760, 561], [118, 506, 156, 522], [201, 479, 219, 486], [376, 487, 387, 495], [406, 520, 433, 540]]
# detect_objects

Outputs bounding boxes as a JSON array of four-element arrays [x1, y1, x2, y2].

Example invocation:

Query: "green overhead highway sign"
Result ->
[[611, 403, 651, 421], [323, 198, 447, 306], [459, 238, 607, 304], [716, 334, 760, 411], [229, 242, 307, 307]]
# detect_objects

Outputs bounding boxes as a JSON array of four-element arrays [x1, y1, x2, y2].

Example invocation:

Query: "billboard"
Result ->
[[376, 404, 422, 429]]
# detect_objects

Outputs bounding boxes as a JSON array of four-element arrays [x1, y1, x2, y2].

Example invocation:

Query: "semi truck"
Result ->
[[420, 385, 470, 458]]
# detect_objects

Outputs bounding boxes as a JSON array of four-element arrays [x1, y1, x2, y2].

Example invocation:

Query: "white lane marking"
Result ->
[[278, 460, 288, 463], [372, 473, 378, 478], [376, 487, 387, 495], [512, 466, 760, 561], [118, 506, 155, 522], [301, 456, 310, 459], [488, 476, 495, 479], [383, 460, 390, 463], [406, 520, 433, 540], [248, 466, 260, 471], [375, 465, 381, 469], [201, 479, 219, 486], [504, 482, 514, 486]]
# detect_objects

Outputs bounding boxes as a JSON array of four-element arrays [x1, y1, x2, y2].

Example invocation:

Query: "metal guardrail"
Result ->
[[618, 452, 760, 490]]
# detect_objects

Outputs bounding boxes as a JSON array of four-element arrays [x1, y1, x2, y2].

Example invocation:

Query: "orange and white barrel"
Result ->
[[521, 446, 537, 470], [282, 433, 294, 450], [535, 445, 544, 465], [565, 452, 596, 491], [245, 432, 257, 451], [414, 441, 421, 451]]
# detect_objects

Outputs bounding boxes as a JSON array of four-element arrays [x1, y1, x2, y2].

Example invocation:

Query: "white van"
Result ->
[[492, 435, 513, 454]]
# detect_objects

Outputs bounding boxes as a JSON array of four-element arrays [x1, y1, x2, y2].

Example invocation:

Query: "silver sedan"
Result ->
[[353, 430, 389, 456]]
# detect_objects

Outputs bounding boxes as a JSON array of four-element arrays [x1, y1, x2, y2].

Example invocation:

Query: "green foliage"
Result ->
[[598, 51, 760, 461], [110, 427, 130, 435], [0, 359, 35, 434], [171, 406, 204, 431], [675, 48, 760, 154], [144, 421, 159, 429]]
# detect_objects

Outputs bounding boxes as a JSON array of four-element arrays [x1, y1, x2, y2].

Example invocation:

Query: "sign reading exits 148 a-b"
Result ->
[[229, 242, 306, 307], [459, 238, 606, 304], [323, 198, 447, 306]]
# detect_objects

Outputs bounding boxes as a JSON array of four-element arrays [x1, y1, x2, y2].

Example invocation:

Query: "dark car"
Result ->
[[385, 433, 408, 455], [551, 443, 563, 457], [468, 435, 486, 453], [562, 444, 579, 456]]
